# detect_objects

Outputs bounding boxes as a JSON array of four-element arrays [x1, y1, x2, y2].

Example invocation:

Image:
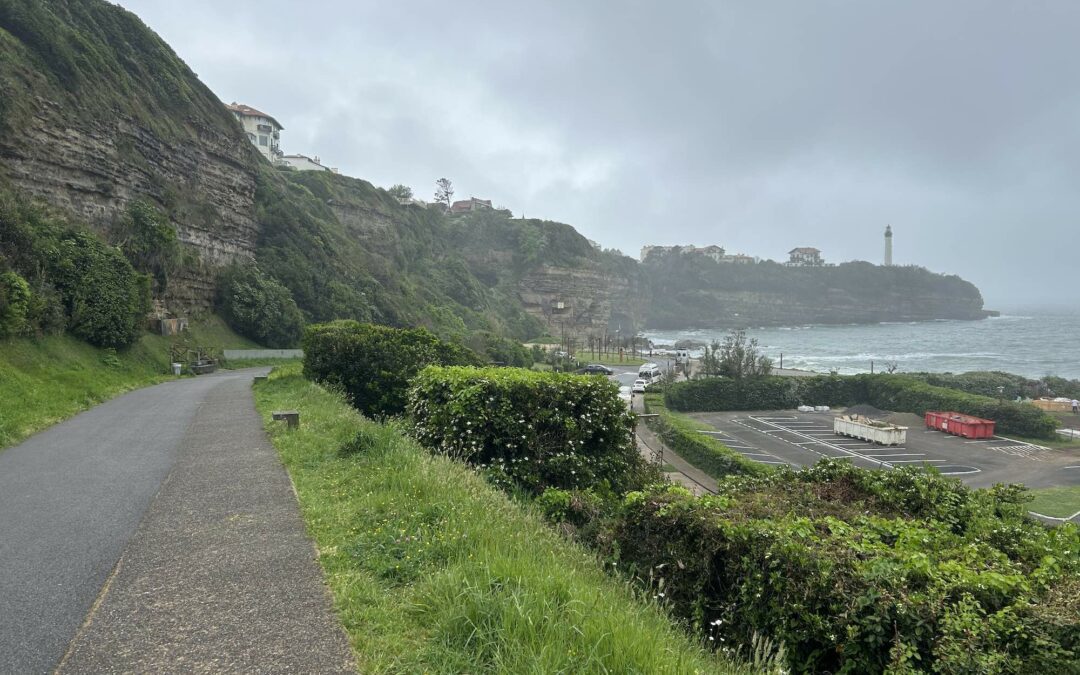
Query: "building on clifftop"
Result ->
[[226, 103, 283, 163], [281, 153, 337, 173], [787, 247, 824, 266], [449, 198, 493, 214]]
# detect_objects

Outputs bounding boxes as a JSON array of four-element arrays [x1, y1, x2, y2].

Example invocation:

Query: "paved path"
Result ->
[[0, 370, 354, 674], [632, 396, 719, 495]]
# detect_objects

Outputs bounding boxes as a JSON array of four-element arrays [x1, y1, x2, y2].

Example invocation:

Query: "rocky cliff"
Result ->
[[0, 0, 260, 312]]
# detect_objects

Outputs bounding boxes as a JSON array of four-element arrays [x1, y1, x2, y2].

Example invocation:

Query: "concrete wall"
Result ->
[[223, 349, 303, 360]]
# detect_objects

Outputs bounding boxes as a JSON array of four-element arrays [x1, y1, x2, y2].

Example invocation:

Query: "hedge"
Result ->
[[664, 374, 1058, 439], [611, 460, 1080, 674], [663, 375, 858, 412], [302, 320, 478, 417], [408, 366, 657, 495], [642, 399, 770, 480], [859, 375, 1058, 439]]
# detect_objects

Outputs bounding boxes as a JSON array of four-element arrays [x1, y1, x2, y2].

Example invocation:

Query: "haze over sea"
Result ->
[[645, 308, 1080, 380]]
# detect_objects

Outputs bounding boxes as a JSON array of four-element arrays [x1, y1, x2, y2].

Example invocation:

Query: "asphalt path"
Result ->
[[0, 369, 353, 674], [0, 373, 230, 673]]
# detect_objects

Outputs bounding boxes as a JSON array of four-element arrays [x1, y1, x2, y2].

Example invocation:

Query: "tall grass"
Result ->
[[255, 366, 748, 673], [0, 315, 259, 449]]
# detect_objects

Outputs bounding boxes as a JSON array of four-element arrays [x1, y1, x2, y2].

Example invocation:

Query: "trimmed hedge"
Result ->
[[663, 375, 857, 412], [664, 374, 1058, 439], [408, 366, 657, 495], [860, 375, 1058, 439], [611, 460, 1080, 674], [643, 399, 770, 480], [303, 320, 478, 417]]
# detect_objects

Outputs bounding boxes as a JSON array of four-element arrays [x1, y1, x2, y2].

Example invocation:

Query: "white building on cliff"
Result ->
[[226, 102, 283, 163]]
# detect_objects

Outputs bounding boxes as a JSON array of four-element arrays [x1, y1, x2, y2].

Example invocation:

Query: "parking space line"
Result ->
[[749, 416, 893, 468], [889, 459, 945, 463]]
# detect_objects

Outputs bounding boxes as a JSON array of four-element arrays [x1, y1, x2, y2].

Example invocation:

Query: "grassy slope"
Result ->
[[1027, 486, 1080, 519], [0, 316, 257, 449], [254, 366, 742, 674]]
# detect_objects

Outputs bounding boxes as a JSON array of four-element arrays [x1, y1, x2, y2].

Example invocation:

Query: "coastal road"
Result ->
[[0, 369, 353, 674]]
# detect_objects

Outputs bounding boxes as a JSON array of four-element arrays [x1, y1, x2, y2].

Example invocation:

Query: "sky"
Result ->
[[117, 0, 1080, 309]]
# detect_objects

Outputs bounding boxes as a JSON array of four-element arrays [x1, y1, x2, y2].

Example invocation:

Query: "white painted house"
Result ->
[[281, 153, 336, 173], [226, 102, 283, 163]]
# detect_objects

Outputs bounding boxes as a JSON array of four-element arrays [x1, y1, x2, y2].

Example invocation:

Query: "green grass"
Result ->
[[254, 365, 744, 674], [1027, 486, 1080, 519], [0, 315, 258, 449], [576, 350, 648, 367]]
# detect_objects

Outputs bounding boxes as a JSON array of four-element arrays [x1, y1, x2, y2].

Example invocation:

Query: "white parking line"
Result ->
[[862, 453, 924, 458], [888, 459, 945, 463], [749, 416, 894, 468]]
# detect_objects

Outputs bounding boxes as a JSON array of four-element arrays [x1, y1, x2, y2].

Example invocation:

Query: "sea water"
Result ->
[[644, 308, 1080, 380]]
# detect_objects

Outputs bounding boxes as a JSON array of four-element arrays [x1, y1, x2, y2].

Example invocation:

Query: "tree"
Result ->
[[113, 199, 181, 293], [216, 263, 304, 348], [434, 178, 454, 210], [717, 329, 772, 379], [387, 184, 413, 200]]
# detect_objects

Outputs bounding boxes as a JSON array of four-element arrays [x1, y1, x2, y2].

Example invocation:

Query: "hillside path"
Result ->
[[0, 369, 355, 674]]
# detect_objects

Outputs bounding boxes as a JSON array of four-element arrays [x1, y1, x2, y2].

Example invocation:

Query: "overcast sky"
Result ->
[[118, 0, 1079, 309]]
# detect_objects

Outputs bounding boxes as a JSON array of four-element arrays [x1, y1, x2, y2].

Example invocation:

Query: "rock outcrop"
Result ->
[[0, 96, 258, 311]]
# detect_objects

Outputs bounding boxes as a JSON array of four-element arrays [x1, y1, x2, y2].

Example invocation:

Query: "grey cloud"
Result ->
[[120, 0, 1080, 307]]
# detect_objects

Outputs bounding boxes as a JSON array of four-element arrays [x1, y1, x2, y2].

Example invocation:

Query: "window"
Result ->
[[259, 135, 268, 146]]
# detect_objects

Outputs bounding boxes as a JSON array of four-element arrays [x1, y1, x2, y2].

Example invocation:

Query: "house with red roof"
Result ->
[[226, 102, 283, 163]]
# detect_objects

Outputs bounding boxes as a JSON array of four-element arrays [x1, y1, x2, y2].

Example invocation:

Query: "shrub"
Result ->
[[114, 199, 181, 293], [664, 374, 1058, 438], [303, 320, 478, 418], [46, 231, 150, 348], [610, 459, 1080, 674], [216, 262, 304, 348], [408, 366, 658, 495], [664, 375, 858, 412], [646, 409, 771, 480], [859, 375, 1058, 439], [0, 270, 31, 337]]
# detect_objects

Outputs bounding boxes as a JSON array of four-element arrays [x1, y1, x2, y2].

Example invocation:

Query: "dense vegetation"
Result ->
[[643, 252, 986, 328], [0, 0, 239, 140], [255, 366, 747, 673], [408, 366, 658, 495], [302, 320, 480, 418], [604, 461, 1079, 674], [0, 188, 149, 347], [664, 373, 1059, 438], [215, 262, 304, 348]]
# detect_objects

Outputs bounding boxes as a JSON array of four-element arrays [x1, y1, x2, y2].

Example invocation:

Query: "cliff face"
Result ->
[[0, 97, 258, 310], [518, 264, 644, 337], [0, 0, 260, 312]]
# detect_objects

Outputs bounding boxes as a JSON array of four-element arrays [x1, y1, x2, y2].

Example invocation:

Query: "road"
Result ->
[[0, 369, 353, 674]]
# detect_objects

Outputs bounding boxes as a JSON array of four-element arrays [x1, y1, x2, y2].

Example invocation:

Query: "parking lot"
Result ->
[[688, 410, 1080, 490]]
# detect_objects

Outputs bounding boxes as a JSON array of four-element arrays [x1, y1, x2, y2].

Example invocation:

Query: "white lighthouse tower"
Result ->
[[884, 225, 893, 266]]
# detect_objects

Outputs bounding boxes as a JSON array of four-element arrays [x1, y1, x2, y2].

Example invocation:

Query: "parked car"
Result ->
[[631, 379, 648, 393], [583, 364, 615, 375]]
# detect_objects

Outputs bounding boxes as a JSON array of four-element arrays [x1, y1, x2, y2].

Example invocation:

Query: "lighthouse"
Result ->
[[884, 225, 893, 266]]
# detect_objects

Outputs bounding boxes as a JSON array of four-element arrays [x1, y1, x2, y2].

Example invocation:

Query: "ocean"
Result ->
[[644, 308, 1080, 380]]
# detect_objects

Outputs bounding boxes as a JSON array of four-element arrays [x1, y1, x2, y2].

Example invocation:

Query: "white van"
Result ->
[[638, 363, 662, 382]]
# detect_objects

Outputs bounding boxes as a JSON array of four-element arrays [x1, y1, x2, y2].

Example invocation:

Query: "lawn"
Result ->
[[1027, 485, 1080, 519], [254, 365, 747, 674], [576, 350, 649, 367]]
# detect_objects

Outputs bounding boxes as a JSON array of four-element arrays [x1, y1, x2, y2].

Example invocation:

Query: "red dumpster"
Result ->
[[924, 411, 995, 439]]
